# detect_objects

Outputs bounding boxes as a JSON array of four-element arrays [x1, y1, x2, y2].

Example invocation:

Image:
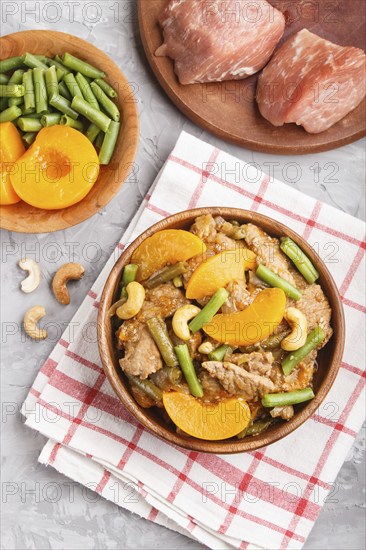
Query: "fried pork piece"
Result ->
[[202, 361, 274, 400], [296, 284, 333, 344], [257, 29, 366, 134], [228, 351, 274, 376], [270, 406, 294, 420], [241, 223, 295, 284], [156, 0, 285, 85], [119, 326, 162, 379], [221, 279, 261, 313]]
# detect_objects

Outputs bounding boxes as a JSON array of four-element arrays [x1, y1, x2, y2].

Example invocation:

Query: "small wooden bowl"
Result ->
[[0, 31, 139, 233], [98, 208, 345, 454]]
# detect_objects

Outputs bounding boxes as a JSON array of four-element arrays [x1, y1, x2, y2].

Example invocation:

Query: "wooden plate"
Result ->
[[98, 208, 345, 454], [0, 31, 139, 233], [138, 0, 366, 155]]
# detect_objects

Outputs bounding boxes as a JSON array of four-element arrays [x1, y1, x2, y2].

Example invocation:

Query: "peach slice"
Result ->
[[0, 122, 24, 205]]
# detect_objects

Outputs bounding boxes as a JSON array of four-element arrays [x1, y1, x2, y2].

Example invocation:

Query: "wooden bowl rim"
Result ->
[[97, 207, 345, 454], [0, 30, 139, 233]]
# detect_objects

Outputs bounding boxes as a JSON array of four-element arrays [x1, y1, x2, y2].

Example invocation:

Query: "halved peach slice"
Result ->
[[203, 287, 286, 346], [0, 122, 24, 205], [132, 229, 206, 281], [186, 248, 256, 300], [163, 392, 251, 440]]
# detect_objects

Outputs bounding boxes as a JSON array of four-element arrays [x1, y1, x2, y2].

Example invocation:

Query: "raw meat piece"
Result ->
[[156, 0, 285, 85], [256, 29, 366, 133]]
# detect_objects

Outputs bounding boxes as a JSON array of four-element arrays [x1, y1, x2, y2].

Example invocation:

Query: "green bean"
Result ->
[[23, 70, 36, 114], [50, 95, 79, 120], [62, 53, 106, 79], [17, 117, 43, 132], [94, 78, 117, 98], [75, 73, 99, 110], [44, 65, 58, 99], [282, 326, 325, 376], [99, 120, 120, 165], [175, 344, 204, 398], [90, 81, 120, 121], [144, 262, 188, 289], [126, 374, 163, 404], [120, 264, 139, 298], [41, 113, 62, 127], [33, 68, 48, 113], [208, 344, 231, 362], [256, 264, 302, 301], [240, 330, 291, 353], [85, 122, 101, 144], [47, 59, 69, 82], [71, 96, 111, 132], [60, 114, 84, 130], [0, 84, 24, 98], [22, 131, 37, 146], [262, 387, 315, 408], [147, 317, 179, 368], [0, 105, 22, 122], [0, 56, 24, 73], [35, 55, 50, 64], [7, 70, 25, 107], [58, 80, 72, 101], [173, 276, 183, 288], [94, 131, 104, 149], [63, 72, 83, 99], [0, 74, 9, 84], [280, 237, 319, 285], [0, 97, 8, 111], [24, 52, 48, 70], [189, 288, 229, 333], [237, 418, 275, 438]]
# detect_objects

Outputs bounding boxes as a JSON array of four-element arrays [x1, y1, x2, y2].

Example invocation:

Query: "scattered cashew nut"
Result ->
[[52, 263, 85, 305], [23, 306, 48, 340], [172, 304, 201, 341], [281, 307, 308, 351], [116, 282, 145, 320], [18, 258, 41, 293], [198, 341, 215, 354]]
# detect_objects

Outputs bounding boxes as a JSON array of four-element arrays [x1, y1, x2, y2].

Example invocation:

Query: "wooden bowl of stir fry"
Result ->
[[98, 208, 345, 453]]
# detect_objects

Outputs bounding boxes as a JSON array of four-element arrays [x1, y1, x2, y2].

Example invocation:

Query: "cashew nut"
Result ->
[[172, 305, 201, 341], [198, 341, 215, 354], [18, 258, 41, 293], [281, 307, 308, 351], [52, 263, 85, 305], [23, 306, 48, 340], [116, 282, 145, 320]]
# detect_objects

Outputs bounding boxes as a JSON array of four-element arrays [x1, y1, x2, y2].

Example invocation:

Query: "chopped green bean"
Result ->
[[189, 288, 229, 333], [33, 68, 48, 113], [0, 84, 24, 98], [0, 97, 8, 111], [208, 344, 231, 362], [147, 317, 179, 368], [256, 264, 302, 301], [24, 52, 48, 70], [0, 105, 22, 122], [22, 131, 37, 146], [98, 120, 120, 164], [122, 264, 139, 286], [63, 72, 83, 99], [175, 344, 204, 398], [23, 70, 36, 114], [85, 122, 101, 144], [60, 114, 84, 130], [44, 65, 58, 99], [71, 96, 111, 132], [0, 74, 9, 84], [75, 73, 99, 110], [47, 58, 70, 81], [50, 95, 79, 119], [144, 262, 188, 289], [94, 131, 104, 149], [94, 78, 117, 98], [262, 388, 315, 408], [90, 81, 120, 121], [0, 56, 24, 73], [17, 117, 43, 132], [280, 237, 319, 285], [7, 70, 25, 107], [41, 113, 62, 127], [282, 326, 325, 376], [62, 53, 106, 79], [58, 80, 72, 101], [126, 374, 163, 404], [34, 55, 50, 64], [173, 276, 183, 288]]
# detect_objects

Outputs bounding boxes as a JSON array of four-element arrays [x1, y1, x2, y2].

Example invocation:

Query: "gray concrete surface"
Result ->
[[1, 2, 365, 549]]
